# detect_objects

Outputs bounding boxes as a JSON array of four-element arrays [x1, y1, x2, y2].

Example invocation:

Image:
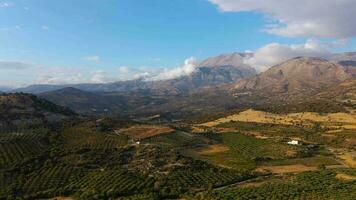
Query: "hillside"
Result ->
[[234, 57, 353, 97], [39, 87, 127, 114], [0, 93, 76, 127], [315, 78, 356, 107]]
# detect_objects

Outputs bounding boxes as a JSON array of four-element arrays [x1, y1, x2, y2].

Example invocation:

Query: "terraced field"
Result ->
[[200, 170, 356, 200], [0, 132, 49, 167], [72, 168, 155, 197], [62, 127, 129, 150]]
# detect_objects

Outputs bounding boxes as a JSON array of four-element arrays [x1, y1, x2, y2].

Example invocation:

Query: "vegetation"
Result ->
[[194, 170, 356, 200]]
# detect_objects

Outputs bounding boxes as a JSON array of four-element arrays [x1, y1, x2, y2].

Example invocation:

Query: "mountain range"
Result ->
[[5, 52, 356, 119], [12, 53, 256, 95]]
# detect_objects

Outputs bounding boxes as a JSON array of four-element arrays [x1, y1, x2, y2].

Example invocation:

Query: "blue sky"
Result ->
[[0, 0, 355, 87]]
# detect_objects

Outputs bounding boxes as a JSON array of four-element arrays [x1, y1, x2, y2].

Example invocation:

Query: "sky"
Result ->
[[0, 0, 356, 88]]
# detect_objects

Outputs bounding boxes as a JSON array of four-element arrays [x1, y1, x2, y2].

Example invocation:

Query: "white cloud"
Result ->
[[41, 25, 49, 31], [82, 55, 101, 63], [118, 66, 130, 74], [208, 0, 356, 38], [243, 40, 331, 72], [0, 2, 13, 8], [90, 70, 115, 83], [1, 57, 199, 86], [149, 57, 197, 81]]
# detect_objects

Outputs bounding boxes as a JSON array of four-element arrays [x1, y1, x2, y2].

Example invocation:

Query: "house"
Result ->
[[287, 140, 299, 145]]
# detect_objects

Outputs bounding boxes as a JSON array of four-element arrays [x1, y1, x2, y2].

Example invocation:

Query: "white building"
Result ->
[[287, 140, 299, 145]]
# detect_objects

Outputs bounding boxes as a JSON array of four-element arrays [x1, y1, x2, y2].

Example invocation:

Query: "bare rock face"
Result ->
[[234, 57, 353, 94]]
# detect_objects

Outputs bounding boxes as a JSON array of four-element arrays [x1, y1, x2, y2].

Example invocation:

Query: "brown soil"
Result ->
[[196, 144, 230, 155]]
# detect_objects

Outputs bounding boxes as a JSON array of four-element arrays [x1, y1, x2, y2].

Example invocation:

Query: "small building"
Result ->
[[287, 140, 299, 145]]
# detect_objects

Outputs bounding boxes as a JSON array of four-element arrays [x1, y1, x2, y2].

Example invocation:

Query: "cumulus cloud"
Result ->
[[208, 0, 356, 38], [0, 61, 34, 70], [0, 2, 13, 8], [149, 57, 197, 81], [243, 40, 331, 72], [90, 70, 116, 83], [82, 55, 101, 63], [2, 57, 199, 87]]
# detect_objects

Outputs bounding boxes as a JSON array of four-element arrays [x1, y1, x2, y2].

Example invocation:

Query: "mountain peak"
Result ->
[[198, 52, 254, 69], [234, 56, 353, 94]]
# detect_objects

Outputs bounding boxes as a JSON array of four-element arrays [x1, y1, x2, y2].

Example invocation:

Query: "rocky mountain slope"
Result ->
[[234, 57, 353, 95]]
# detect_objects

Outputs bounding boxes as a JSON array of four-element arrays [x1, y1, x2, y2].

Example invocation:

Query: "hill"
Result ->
[[234, 57, 353, 97], [0, 93, 76, 127], [39, 87, 126, 114], [315, 78, 356, 107]]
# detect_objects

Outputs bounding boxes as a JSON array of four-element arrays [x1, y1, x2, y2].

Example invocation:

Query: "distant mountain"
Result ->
[[0, 93, 76, 127], [234, 57, 353, 96], [39, 87, 126, 114], [0, 86, 13, 92], [11, 84, 65, 94], [329, 52, 356, 62], [199, 52, 253, 68], [13, 53, 256, 95]]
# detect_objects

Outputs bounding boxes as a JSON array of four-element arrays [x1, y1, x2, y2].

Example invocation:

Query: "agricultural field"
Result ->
[[192, 170, 356, 200], [199, 109, 356, 131], [0, 110, 354, 199], [0, 131, 50, 168], [116, 125, 174, 141]]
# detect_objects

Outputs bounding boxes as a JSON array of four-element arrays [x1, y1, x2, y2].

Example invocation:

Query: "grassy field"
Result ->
[[199, 109, 356, 131]]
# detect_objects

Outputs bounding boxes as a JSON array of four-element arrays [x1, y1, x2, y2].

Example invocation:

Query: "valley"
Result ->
[[0, 55, 355, 200]]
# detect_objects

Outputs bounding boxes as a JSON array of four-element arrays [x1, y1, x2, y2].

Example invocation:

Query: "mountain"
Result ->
[[199, 52, 252, 67], [234, 57, 353, 96], [0, 86, 13, 92], [0, 93, 76, 127], [315, 78, 356, 104], [328, 52, 356, 76], [39, 87, 127, 114], [329, 52, 356, 62], [11, 84, 65, 94], [13, 53, 256, 95]]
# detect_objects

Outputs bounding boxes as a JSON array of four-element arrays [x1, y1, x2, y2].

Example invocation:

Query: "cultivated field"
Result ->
[[116, 125, 174, 140], [199, 109, 356, 130]]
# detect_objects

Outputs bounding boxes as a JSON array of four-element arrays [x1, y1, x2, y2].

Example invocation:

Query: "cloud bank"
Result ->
[[243, 40, 331, 72], [0, 57, 199, 87], [208, 0, 356, 38]]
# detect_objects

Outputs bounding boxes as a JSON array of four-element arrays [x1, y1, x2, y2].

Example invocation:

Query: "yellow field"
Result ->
[[255, 165, 317, 174], [336, 173, 356, 181], [199, 109, 356, 130], [338, 153, 356, 168], [116, 125, 174, 140]]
